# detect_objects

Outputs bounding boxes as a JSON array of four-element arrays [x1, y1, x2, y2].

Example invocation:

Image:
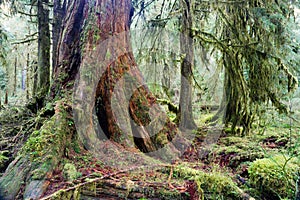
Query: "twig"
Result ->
[[168, 165, 174, 188]]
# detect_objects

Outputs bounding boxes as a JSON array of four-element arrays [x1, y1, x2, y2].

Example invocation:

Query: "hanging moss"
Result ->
[[195, 0, 298, 134]]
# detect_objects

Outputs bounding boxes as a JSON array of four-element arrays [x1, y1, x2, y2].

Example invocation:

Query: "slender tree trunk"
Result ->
[[13, 57, 17, 96], [32, 62, 38, 96], [21, 67, 26, 91], [26, 52, 30, 100], [52, 0, 66, 74], [178, 0, 197, 130], [4, 89, 8, 104], [37, 0, 50, 97]]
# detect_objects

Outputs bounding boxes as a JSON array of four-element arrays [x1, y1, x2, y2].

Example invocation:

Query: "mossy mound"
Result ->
[[63, 163, 81, 182], [248, 155, 299, 199], [173, 163, 248, 200], [209, 136, 265, 168]]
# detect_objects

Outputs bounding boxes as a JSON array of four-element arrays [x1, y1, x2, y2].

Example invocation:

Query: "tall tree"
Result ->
[[178, 0, 197, 130], [52, 0, 66, 73], [36, 0, 50, 98], [51, 0, 181, 153], [195, 0, 299, 133]]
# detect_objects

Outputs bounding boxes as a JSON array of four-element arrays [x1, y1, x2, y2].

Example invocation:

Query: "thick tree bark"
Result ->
[[37, 0, 50, 97], [178, 0, 197, 130], [52, 0, 66, 74], [51, 0, 182, 154], [51, 0, 85, 96]]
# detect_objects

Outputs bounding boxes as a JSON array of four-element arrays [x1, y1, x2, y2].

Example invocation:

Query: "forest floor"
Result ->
[[0, 105, 299, 200]]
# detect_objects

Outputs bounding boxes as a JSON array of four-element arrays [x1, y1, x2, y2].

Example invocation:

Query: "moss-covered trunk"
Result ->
[[69, 0, 183, 155]]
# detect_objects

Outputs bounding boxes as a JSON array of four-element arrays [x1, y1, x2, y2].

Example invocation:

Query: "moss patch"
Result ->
[[63, 163, 81, 182], [248, 154, 299, 199], [173, 163, 242, 200]]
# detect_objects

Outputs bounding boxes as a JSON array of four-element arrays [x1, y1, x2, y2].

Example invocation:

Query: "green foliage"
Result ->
[[249, 155, 299, 199]]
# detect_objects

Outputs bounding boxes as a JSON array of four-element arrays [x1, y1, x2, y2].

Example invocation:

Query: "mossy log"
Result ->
[[41, 178, 186, 200]]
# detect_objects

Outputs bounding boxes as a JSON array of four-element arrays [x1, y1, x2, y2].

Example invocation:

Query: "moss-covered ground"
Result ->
[[0, 103, 299, 200]]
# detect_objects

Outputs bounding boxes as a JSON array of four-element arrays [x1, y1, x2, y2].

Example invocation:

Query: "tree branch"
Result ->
[[11, 38, 37, 45], [17, 10, 37, 17]]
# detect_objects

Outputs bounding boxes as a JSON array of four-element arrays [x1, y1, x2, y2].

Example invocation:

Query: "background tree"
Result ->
[[178, 0, 197, 130], [52, 0, 66, 74], [194, 0, 299, 133], [36, 0, 50, 98], [0, 0, 38, 104]]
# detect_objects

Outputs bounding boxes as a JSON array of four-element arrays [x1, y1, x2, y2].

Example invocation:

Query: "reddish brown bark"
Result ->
[[86, 0, 176, 152], [52, 0, 186, 155], [51, 0, 86, 97]]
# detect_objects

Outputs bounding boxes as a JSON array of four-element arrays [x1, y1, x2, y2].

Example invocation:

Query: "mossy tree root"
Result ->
[[0, 100, 74, 200]]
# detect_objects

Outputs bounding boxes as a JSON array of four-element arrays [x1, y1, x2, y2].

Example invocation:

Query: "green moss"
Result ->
[[31, 160, 53, 180], [46, 188, 81, 200], [22, 101, 72, 161], [63, 163, 81, 182], [248, 155, 299, 199], [220, 136, 246, 146], [174, 164, 241, 199], [72, 140, 81, 154], [0, 151, 9, 168], [211, 136, 265, 168], [155, 133, 168, 145], [198, 113, 214, 125]]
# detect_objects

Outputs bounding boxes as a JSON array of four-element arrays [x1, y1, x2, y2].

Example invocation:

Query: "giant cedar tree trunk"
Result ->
[[52, 0, 182, 154]]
